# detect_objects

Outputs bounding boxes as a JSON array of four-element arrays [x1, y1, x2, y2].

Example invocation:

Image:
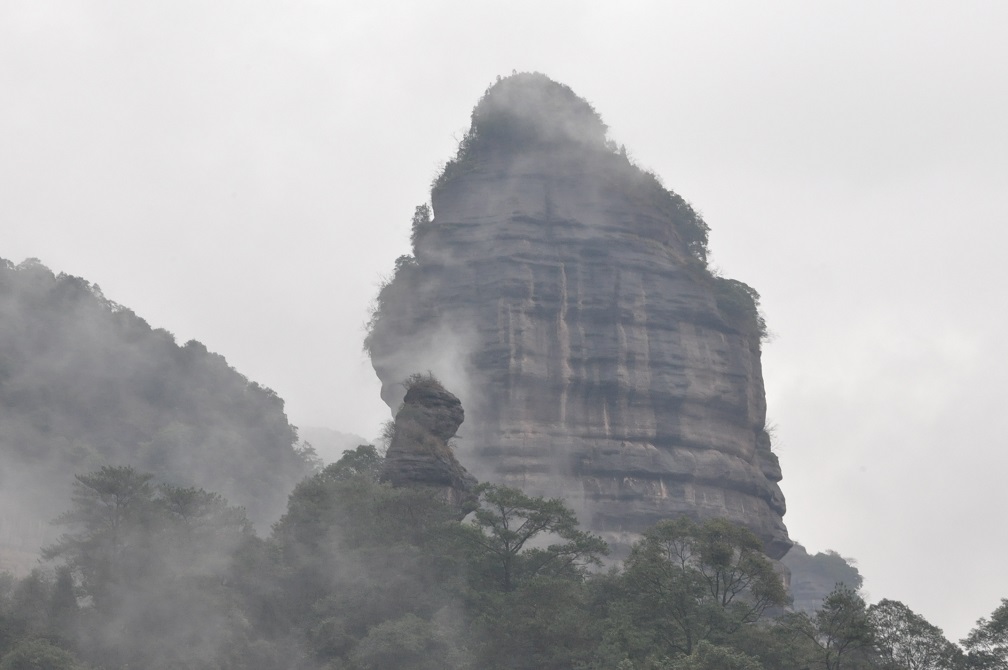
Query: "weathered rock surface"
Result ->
[[782, 543, 863, 614], [368, 73, 790, 558], [380, 376, 477, 513]]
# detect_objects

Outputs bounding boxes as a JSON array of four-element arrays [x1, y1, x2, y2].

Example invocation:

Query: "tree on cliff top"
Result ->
[[468, 71, 608, 149], [427, 72, 710, 266]]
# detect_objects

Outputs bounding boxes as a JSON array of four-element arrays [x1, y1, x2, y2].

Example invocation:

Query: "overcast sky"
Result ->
[[3, 0, 1006, 640]]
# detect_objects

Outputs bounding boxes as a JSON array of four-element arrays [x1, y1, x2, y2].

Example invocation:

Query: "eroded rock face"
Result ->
[[782, 544, 863, 614], [379, 377, 477, 513], [368, 73, 790, 558]]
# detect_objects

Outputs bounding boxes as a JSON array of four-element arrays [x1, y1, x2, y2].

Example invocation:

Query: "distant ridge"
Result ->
[[367, 73, 789, 557], [0, 257, 314, 570]]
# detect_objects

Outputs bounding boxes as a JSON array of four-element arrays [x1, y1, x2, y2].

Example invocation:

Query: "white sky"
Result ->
[[3, 0, 1006, 641]]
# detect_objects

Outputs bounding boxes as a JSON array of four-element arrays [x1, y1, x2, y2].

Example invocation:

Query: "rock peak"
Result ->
[[379, 374, 477, 515], [369, 76, 791, 558], [466, 72, 609, 150]]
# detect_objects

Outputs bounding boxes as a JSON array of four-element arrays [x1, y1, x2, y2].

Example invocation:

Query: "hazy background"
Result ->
[[3, 0, 1006, 641]]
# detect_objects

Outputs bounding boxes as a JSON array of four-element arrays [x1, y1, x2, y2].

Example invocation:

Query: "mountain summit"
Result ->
[[367, 73, 790, 558]]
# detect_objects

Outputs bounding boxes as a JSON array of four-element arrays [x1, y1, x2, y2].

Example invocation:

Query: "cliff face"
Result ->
[[782, 544, 864, 614], [367, 73, 790, 558]]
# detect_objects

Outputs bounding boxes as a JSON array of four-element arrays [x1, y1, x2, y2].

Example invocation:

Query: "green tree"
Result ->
[[618, 517, 788, 657], [963, 599, 1008, 669], [0, 639, 81, 670], [669, 640, 764, 670], [42, 466, 156, 609], [454, 484, 608, 668], [47, 567, 78, 642], [465, 483, 608, 593], [158, 483, 251, 571], [471, 575, 602, 670], [268, 461, 467, 666], [327, 443, 383, 481], [351, 614, 468, 670], [6, 572, 49, 642], [41, 466, 254, 669], [869, 599, 958, 670], [410, 203, 433, 251], [0, 570, 80, 662], [728, 616, 823, 670], [785, 584, 876, 670]]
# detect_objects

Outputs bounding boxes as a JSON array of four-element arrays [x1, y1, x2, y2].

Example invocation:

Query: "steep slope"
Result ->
[[0, 257, 313, 569], [366, 73, 790, 557]]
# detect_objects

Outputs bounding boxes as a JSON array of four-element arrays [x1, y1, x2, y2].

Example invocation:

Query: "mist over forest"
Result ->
[[2, 53, 1007, 669], [0, 258, 315, 571]]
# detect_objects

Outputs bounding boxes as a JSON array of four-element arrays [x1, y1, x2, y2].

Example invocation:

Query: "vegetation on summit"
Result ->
[[428, 72, 711, 267], [368, 72, 766, 357]]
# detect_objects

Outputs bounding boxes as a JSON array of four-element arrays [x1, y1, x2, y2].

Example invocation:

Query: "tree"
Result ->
[[410, 203, 433, 251], [465, 483, 608, 593], [6, 572, 49, 642], [456, 485, 607, 668], [728, 615, 823, 670], [618, 517, 788, 657], [669, 640, 764, 670], [963, 599, 1008, 669], [326, 444, 383, 481], [268, 460, 468, 667], [471, 574, 603, 670], [41, 466, 255, 669], [869, 599, 958, 670], [42, 465, 156, 608], [47, 567, 78, 645], [785, 584, 876, 670], [351, 614, 468, 670], [0, 639, 81, 670]]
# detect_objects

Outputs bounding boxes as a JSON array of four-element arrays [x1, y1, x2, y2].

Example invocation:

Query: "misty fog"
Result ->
[[3, 2, 1008, 668]]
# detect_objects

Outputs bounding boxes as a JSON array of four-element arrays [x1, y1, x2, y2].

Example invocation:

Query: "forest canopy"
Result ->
[[0, 257, 314, 540], [0, 453, 1000, 669]]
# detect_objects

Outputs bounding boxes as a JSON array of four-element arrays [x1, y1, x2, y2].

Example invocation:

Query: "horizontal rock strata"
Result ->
[[368, 73, 790, 558], [380, 377, 477, 514]]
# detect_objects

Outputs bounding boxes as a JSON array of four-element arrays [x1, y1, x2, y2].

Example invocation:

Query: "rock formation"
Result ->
[[782, 544, 864, 614], [379, 374, 478, 514], [367, 73, 790, 558]]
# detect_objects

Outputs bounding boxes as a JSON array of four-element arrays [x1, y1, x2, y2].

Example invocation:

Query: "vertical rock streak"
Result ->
[[368, 74, 790, 558]]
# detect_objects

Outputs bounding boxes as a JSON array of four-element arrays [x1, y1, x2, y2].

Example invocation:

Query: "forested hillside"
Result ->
[[0, 257, 314, 569], [1, 452, 1003, 669]]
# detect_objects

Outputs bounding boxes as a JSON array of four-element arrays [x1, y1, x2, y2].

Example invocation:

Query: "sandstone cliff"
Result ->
[[782, 544, 864, 614], [367, 73, 790, 558], [380, 374, 478, 514]]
